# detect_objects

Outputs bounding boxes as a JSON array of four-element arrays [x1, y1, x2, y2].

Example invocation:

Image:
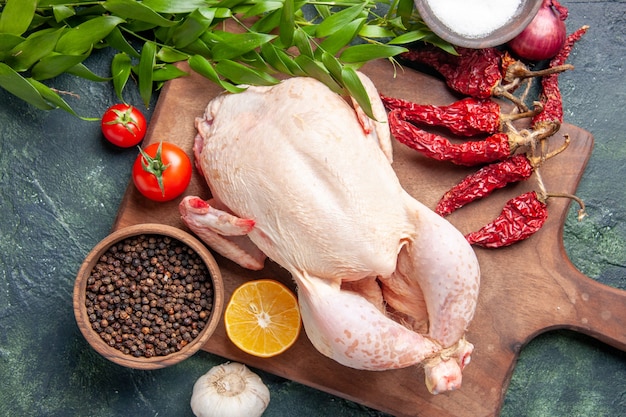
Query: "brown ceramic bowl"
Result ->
[[415, 0, 542, 49], [73, 223, 224, 370]]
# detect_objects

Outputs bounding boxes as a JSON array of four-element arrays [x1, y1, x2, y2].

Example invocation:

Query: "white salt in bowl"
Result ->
[[415, 0, 542, 48]]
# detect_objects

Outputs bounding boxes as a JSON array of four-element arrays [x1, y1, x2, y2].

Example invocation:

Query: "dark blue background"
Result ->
[[0, 1, 624, 416]]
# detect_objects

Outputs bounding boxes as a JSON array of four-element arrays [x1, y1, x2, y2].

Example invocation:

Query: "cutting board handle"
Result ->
[[496, 197, 626, 353], [555, 249, 626, 351]]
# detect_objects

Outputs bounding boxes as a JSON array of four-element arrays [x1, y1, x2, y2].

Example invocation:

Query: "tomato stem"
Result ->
[[106, 107, 139, 136], [138, 142, 170, 197]]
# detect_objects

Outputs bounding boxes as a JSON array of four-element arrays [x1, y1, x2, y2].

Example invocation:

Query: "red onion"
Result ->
[[508, 0, 568, 61]]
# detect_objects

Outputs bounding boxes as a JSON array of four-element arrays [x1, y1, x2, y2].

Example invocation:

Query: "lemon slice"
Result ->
[[224, 279, 301, 358]]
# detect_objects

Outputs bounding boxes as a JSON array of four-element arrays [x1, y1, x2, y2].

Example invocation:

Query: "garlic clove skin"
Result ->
[[191, 362, 270, 417]]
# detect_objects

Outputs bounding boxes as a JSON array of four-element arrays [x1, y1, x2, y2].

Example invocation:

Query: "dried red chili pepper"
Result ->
[[435, 154, 534, 216], [388, 109, 531, 166], [532, 25, 589, 135], [381, 95, 542, 137], [401, 45, 572, 112], [435, 134, 570, 216], [465, 191, 548, 248], [400, 46, 504, 99]]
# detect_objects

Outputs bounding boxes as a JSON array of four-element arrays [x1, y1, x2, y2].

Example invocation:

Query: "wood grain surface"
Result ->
[[111, 59, 626, 417]]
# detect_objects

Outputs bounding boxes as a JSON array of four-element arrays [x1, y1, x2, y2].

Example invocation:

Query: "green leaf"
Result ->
[[217, 0, 247, 9], [188, 54, 220, 84], [187, 54, 245, 94], [314, 4, 331, 19], [28, 77, 98, 120], [172, 8, 215, 49], [394, 0, 415, 23], [260, 43, 290, 74], [293, 28, 313, 58], [321, 51, 343, 83], [358, 24, 395, 39], [340, 44, 408, 64], [103, 0, 179, 27], [0, 62, 54, 110], [111, 52, 132, 101], [52, 5, 76, 23], [238, 50, 267, 71], [31, 52, 90, 80], [137, 41, 156, 107], [28, 14, 52, 31], [142, 0, 210, 13], [56, 16, 125, 55], [250, 8, 281, 33], [0, 0, 457, 118], [209, 31, 277, 61], [243, 1, 282, 18], [341, 66, 374, 119], [66, 63, 110, 81], [214, 60, 279, 86], [7, 28, 64, 72], [388, 30, 431, 45], [279, 0, 294, 46], [0, 0, 37, 36], [152, 63, 188, 82], [294, 55, 342, 94], [105, 27, 140, 58], [384, 15, 408, 32], [212, 7, 233, 19], [318, 18, 365, 56], [180, 37, 212, 57], [316, 3, 366, 38], [38, 0, 96, 6], [157, 47, 189, 63], [0, 33, 23, 50], [119, 19, 158, 33], [276, 48, 304, 76], [260, 43, 301, 75], [426, 36, 458, 55], [0, 33, 24, 60]]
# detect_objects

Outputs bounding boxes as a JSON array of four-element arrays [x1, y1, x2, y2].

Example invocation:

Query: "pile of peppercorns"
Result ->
[[85, 234, 214, 358]]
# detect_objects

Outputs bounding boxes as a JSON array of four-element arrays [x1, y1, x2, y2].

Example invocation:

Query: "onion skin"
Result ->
[[508, 0, 567, 61]]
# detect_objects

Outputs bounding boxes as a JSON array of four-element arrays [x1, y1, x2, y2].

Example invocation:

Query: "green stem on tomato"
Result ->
[[138, 142, 169, 197]]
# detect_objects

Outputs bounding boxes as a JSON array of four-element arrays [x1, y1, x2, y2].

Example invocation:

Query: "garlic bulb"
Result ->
[[190, 362, 270, 417]]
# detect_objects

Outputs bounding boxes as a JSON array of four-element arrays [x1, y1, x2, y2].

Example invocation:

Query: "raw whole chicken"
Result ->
[[179, 73, 481, 394]]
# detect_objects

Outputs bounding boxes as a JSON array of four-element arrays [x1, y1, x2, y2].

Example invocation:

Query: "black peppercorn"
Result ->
[[85, 234, 214, 359]]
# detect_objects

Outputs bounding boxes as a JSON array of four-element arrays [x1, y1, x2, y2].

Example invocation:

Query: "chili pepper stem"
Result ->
[[544, 133, 571, 159], [526, 134, 570, 167], [543, 191, 587, 221], [504, 62, 575, 84], [528, 63, 575, 78], [502, 101, 544, 123], [494, 83, 529, 112], [517, 77, 535, 105], [509, 129, 541, 153], [533, 121, 562, 141]]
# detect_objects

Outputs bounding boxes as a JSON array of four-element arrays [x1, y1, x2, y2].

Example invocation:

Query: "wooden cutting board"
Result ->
[[112, 59, 626, 417]]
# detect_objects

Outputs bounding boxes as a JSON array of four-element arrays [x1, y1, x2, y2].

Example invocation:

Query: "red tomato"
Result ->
[[132, 142, 192, 202], [101, 104, 147, 148]]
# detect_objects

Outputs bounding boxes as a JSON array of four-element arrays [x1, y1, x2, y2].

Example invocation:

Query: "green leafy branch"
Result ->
[[0, 0, 452, 119]]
